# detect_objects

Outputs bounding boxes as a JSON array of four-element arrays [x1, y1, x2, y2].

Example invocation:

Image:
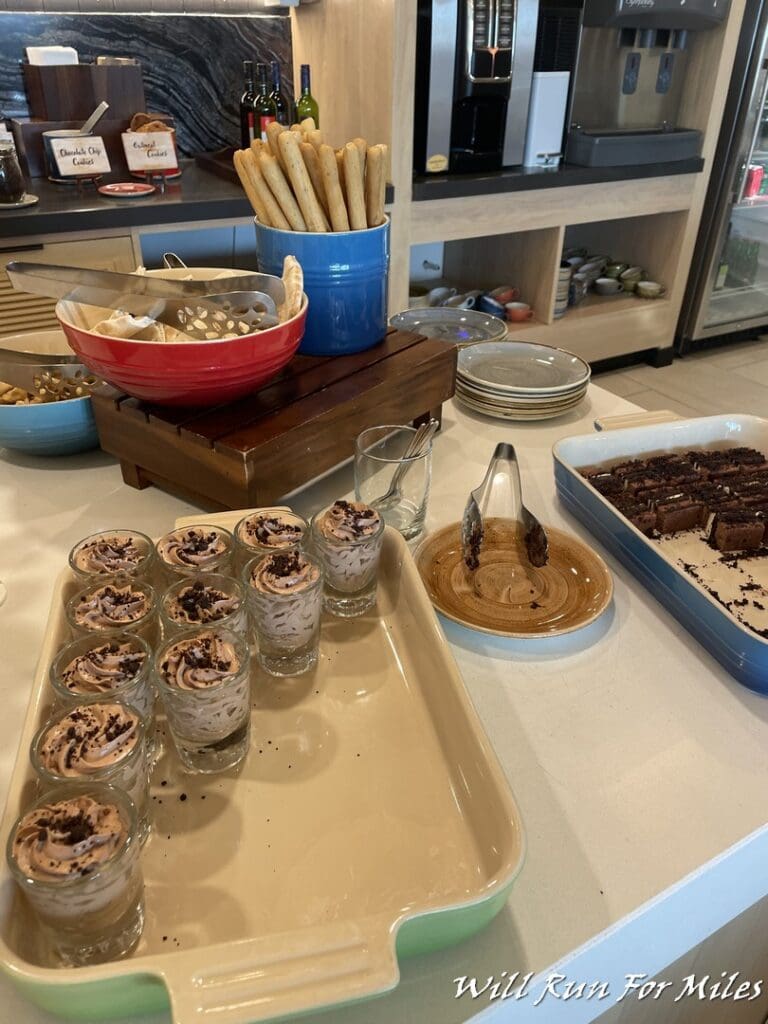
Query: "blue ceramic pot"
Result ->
[[0, 396, 99, 455], [255, 219, 390, 356]]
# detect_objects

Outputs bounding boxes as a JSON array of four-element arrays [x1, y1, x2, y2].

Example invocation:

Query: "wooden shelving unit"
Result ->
[[291, 0, 747, 363]]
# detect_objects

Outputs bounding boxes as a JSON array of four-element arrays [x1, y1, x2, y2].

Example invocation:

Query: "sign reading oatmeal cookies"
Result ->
[[121, 131, 178, 173], [50, 137, 111, 177]]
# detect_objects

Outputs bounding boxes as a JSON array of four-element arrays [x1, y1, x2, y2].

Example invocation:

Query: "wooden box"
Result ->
[[22, 64, 146, 123], [91, 330, 457, 511]]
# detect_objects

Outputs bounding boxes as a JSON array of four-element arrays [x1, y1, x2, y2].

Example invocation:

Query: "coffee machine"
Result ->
[[413, 0, 540, 174], [566, 0, 730, 166]]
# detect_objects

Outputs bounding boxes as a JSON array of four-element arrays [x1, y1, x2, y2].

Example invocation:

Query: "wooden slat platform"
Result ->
[[91, 329, 457, 511]]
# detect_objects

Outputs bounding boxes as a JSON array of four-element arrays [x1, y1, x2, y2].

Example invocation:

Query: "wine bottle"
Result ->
[[239, 59, 256, 149], [295, 63, 319, 128], [254, 63, 278, 142], [270, 61, 290, 126]]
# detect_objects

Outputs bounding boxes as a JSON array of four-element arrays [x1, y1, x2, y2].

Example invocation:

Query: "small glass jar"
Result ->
[[155, 627, 251, 774], [243, 550, 323, 676], [160, 573, 247, 637], [155, 525, 234, 584], [234, 510, 308, 571], [30, 700, 150, 843], [65, 575, 158, 646], [49, 632, 154, 723], [6, 781, 144, 967], [0, 141, 25, 204], [310, 501, 385, 617], [68, 530, 155, 583]]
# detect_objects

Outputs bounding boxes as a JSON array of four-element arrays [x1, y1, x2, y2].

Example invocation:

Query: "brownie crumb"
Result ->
[[179, 793, 187, 802]]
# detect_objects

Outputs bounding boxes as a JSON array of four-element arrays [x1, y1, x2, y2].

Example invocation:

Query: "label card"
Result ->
[[50, 137, 111, 177], [121, 132, 178, 172]]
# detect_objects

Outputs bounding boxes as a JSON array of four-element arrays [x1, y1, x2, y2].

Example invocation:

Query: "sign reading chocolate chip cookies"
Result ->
[[121, 131, 178, 173], [50, 136, 111, 177]]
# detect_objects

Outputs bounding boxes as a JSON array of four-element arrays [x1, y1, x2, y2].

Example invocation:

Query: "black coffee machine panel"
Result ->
[[566, 0, 731, 167], [414, 0, 540, 175]]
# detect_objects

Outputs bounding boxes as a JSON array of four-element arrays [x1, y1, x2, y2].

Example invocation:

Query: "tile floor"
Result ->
[[593, 335, 768, 417]]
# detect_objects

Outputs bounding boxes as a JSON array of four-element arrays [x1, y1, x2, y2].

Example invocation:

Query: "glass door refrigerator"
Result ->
[[678, 1, 768, 352]]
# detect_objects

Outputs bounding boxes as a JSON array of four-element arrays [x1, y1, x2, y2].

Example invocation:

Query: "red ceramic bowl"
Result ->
[[55, 270, 306, 407]]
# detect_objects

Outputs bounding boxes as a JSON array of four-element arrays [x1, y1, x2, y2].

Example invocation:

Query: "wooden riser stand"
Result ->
[[92, 329, 456, 511]]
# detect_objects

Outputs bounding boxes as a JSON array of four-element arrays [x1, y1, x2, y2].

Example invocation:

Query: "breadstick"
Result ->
[[300, 117, 316, 134], [335, 149, 347, 203], [300, 141, 329, 218], [243, 148, 290, 230], [290, 123, 303, 133], [319, 144, 350, 232], [266, 122, 288, 171], [259, 151, 307, 230], [308, 129, 323, 152], [365, 144, 387, 227], [250, 138, 265, 160], [278, 129, 328, 232], [343, 142, 367, 230], [233, 149, 269, 223]]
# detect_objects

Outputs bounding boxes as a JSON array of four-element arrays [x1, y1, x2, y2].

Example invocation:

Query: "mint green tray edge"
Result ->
[[2, 879, 516, 1022]]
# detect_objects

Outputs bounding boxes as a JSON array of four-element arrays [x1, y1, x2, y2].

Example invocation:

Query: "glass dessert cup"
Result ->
[[155, 627, 251, 774], [155, 524, 234, 584], [49, 632, 154, 723], [310, 501, 386, 617], [65, 575, 158, 646], [244, 551, 323, 677], [234, 510, 308, 571], [30, 700, 150, 844], [6, 781, 144, 967], [160, 573, 248, 638], [68, 529, 155, 583]]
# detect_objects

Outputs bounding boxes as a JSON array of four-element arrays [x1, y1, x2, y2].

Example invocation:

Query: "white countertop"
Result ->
[[2, 385, 768, 1024]]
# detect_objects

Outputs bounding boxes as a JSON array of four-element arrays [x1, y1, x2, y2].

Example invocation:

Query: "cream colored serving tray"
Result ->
[[0, 511, 525, 1024]]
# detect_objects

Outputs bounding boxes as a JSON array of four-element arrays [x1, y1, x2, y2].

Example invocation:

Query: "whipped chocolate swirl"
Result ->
[[12, 795, 126, 880], [62, 642, 146, 694], [40, 704, 140, 777], [74, 584, 150, 630], [73, 535, 145, 575], [158, 529, 227, 568], [160, 633, 240, 690], [319, 501, 381, 544], [241, 514, 304, 549], [250, 551, 320, 596], [167, 580, 239, 626]]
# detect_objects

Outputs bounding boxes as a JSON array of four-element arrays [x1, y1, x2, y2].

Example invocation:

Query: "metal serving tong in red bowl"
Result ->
[[5, 261, 283, 339]]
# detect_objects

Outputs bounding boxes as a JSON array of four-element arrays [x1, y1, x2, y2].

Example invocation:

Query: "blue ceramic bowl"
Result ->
[[0, 396, 99, 456]]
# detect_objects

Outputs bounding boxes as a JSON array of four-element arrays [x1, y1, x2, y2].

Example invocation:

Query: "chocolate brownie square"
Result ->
[[708, 510, 766, 552]]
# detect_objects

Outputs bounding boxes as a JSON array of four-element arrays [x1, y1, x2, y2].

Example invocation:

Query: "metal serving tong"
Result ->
[[461, 442, 549, 571], [0, 348, 99, 402], [5, 262, 285, 340]]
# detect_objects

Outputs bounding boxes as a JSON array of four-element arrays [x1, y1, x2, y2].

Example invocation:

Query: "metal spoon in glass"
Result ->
[[461, 442, 549, 571], [369, 419, 438, 511]]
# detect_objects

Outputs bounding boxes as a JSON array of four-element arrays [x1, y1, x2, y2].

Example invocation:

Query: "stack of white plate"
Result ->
[[455, 341, 591, 421]]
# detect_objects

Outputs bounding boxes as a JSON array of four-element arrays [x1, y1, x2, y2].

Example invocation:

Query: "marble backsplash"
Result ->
[[0, 11, 293, 155]]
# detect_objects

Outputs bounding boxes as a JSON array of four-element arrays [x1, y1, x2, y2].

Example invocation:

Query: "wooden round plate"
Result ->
[[415, 518, 613, 637]]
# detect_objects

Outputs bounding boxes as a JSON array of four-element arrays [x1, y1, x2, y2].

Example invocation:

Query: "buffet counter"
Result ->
[[2, 384, 768, 1024]]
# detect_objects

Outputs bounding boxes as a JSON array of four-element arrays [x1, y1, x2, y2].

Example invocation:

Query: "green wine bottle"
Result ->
[[270, 61, 290, 126], [295, 64, 319, 128], [254, 63, 277, 142]]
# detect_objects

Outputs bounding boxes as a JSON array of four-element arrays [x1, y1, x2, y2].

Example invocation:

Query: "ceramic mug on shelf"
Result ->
[[408, 285, 430, 308], [489, 285, 520, 304], [428, 286, 457, 307], [505, 301, 533, 323], [619, 266, 644, 293], [569, 273, 588, 306], [595, 277, 624, 296], [604, 262, 629, 279], [636, 280, 666, 299]]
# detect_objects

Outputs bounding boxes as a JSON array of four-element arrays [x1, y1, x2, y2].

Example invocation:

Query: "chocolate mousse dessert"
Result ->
[[246, 550, 323, 675], [67, 578, 157, 643], [32, 703, 149, 840], [156, 526, 233, 579], [69, 531, 154, 581], [311, 500, 385, 617], [155, 629, 251, 772], [59, 640, 147, 694], [235, 511, 307, 557], [7, 785, 145, 965], [161, 576, 246, 635]]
